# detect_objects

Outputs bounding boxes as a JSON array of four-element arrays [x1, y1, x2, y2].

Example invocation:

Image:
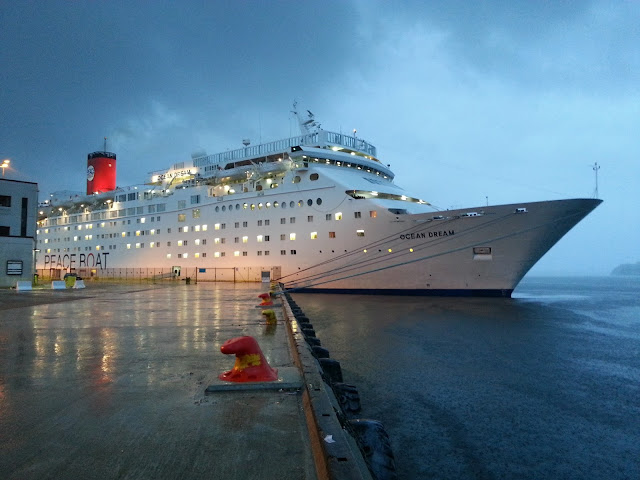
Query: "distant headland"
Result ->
[[611, 261, 640, 276]]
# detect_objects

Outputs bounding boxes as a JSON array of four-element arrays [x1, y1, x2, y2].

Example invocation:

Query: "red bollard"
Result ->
[[257, 293, 273, 306], [219, 336, 278, 382]]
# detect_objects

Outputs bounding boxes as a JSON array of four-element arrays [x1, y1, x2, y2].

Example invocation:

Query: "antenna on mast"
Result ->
[[592, 162, 600, 198], [104, 137, 107, 152]]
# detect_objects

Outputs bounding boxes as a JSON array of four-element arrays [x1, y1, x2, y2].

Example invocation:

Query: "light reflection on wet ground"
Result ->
[[0, 283, 311, 480]]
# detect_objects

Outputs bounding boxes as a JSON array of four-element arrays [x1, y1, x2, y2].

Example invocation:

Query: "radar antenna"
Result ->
[[291, 101, 321, 135]]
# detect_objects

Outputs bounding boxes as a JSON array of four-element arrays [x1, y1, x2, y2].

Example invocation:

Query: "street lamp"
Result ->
[[1, 159, 9, 176]]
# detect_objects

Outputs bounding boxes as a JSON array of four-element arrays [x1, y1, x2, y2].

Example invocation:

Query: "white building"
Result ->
[[0, 178, 38, 287]]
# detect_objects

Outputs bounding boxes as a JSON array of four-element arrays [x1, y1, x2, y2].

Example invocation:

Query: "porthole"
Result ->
[[215, 206, 219, 212], [307, 199, 313, 206], [222, 205, 226, 211], [274, 201, 279, 208], [293, 176, 301, 184], [298, 200, 303, 207], [310, 173, 319, 181], [289, 201, 295, 208], [316, 198, 322, 205], [236, 204, 240, 210], [282, 202, 287, 209]]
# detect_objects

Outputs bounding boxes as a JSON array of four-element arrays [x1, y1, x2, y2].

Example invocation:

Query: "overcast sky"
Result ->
[[1, 1, 638, 275]]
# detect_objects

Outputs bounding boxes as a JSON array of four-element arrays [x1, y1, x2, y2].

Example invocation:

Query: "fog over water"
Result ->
[[1, 1, 638, 275]]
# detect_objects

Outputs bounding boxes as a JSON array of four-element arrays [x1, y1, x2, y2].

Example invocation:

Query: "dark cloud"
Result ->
[[1, 0, 638, 273]]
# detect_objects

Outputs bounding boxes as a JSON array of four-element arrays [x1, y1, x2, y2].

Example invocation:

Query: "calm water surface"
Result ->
[[292, 276, 640, 480]]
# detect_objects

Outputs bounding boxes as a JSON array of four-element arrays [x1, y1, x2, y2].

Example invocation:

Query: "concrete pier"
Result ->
[[0, 283, 368, 479]]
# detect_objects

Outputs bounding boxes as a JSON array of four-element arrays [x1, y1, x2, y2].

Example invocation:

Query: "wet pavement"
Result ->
[[0, 283, 316, 479]]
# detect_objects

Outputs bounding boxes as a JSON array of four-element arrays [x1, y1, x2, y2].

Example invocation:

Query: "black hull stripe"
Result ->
[[286, 287, 514, 298]]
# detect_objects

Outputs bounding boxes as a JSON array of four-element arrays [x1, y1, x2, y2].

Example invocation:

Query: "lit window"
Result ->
[[136, 243, 141, 248], [335, 212, 342, 220], [215, 238, 221, 244], [290, 233, 296, 241], [257, 235, 263, 242], [329, 232, 336, 238], [214, 252, 220, 258], [215, 223, 221, 230], [183, 226, 189, 233], [183, 253, 188, 258], [150, 242, 155, 248], [127, 244, 131, 249], [357, 230, 365, 237], [195, 225, 201, 232], [370, 210, 377, 218], [234, 251, 240, 257], [178, 214, 186, 222], [178, 240, 183, 246], [311, 232, 318, 239], [202, 225, 208, 231], [242, 236, 248, 243], [167, 253, 172, 258], [195, 239, 200, 246], [136, 230, 141, 236], [194, 253, 200, 258]]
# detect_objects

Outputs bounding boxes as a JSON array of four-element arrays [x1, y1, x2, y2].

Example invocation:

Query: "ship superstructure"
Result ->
[[35, 106, 601, 296]]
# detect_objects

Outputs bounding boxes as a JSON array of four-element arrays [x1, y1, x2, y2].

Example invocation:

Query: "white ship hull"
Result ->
[[35, 109, 601, 297]]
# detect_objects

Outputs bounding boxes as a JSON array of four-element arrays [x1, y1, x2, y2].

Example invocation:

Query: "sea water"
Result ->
[[292, 276, 640, 480]]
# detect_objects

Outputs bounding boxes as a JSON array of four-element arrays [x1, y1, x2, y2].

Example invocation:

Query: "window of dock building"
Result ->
[[195, 225, 201, 232], [234, 251, 240, 257], [178, 214, 186, 222], [235, 222, 240, 228], [258, 220, 262, 226], [234, 237, 239, 243], [264, 251, 270, 256], [150, 242, 155, 248], [354, 212, 361, 218], [243, 221, 248, 227], [242, 236, 248, 244], [127, 244, 132, 249], [166, 253, 172, 258], [265, 220, 270, 226], [370, 210, 377, 218], [194, 252, 199, 258], [290, 233, 296, 241], [326, 214, 331, 221], [178, 200, 186, 209], [311, 232, 318, 240], [202, 239, 207, 245], [167, 241, 172, 246], [214, 252, 220, 258], [258, 251, 262, 256], [280, 234, 286, 241], [308, 216, 313, 222], [202, 252, 207, 257], [191, 195, 201, 204], [281, 218, 286, 224], [242, 251, 247, 256], [264, 235, 270, 241], [192, 209, 200, 218], [357, 230, 365, 237], [329, 232, 336, 238], [202, 225, 208, 231], [178, 240, 183, 246], [290, 250, 297, 255], [281, 250, 286, 255], [257, 235, 263, 242], [335, 212, 343, 220], [215, 223, 221, 230], [290, 217, 295, 224]]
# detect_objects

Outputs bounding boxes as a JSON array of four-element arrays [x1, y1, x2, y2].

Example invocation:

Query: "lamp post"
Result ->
[[1, 159, 9, 176]]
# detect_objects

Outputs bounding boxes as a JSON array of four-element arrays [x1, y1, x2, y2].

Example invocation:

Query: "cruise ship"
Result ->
[[35, 105, 602, 296]]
